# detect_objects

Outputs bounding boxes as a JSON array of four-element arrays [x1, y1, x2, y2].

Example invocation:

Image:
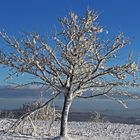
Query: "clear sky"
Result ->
[[0, 0, 140, 85]]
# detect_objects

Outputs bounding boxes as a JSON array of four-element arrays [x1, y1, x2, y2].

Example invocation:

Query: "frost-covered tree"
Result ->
[[0, 10, 139, 139]]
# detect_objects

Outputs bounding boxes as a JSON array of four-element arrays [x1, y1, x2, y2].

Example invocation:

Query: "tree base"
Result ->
[[51, 136, 75, 140]]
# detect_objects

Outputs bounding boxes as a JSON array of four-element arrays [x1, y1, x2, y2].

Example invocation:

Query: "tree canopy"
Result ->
[[0, 10, 140, 139]]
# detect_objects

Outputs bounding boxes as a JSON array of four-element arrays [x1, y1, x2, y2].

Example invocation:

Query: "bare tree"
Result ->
[[0, 10, 140, 139]]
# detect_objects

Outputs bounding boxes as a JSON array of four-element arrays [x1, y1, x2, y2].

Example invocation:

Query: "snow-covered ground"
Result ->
[[0, 119, 140, 140]]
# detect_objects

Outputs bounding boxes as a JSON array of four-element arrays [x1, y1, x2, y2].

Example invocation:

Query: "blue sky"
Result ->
[[0, 0, 140, 85]]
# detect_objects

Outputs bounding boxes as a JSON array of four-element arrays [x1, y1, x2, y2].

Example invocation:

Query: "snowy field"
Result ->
[[0, 119, 140, 140]]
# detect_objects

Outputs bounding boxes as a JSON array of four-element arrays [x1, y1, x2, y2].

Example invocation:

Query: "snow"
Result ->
[[0, 119, 140, 140], [51, 136, 75, 140]]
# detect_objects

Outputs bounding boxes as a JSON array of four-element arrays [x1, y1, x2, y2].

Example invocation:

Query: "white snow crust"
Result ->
[[0, 119, 140, 140]]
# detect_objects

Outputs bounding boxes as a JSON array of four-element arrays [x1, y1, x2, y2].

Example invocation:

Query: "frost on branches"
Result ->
[[0, 10, 140, 139]]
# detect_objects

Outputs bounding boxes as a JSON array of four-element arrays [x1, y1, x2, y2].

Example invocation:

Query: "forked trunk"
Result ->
[[60, 95, 72, 137]]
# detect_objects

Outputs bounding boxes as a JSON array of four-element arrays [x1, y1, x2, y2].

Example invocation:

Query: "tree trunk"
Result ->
[[60, 95, 72, 137]]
